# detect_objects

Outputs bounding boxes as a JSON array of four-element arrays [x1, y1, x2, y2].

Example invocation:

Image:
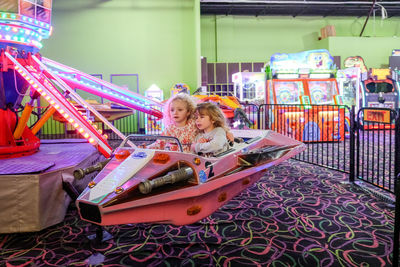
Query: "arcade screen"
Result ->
[[365, 81, 393, 93], [308, 80, 337, 104], [274, 81, 304, 104]]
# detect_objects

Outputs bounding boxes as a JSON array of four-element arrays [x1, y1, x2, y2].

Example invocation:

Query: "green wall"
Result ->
[[41, 0, 200, 98], [201, 15, 400, 68], [326, 37, 400, 68]]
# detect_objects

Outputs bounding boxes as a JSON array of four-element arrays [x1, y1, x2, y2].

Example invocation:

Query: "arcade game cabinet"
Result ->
[[232, 72, 265, 104], [266, 49, 345, 142], [346, 55, 399, 110], [362, 68, 399, 109], [345, 55, 399, 129], [336, 55, 368, 112]]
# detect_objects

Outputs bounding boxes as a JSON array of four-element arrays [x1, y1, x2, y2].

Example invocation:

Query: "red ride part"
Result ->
[[0, 108, 40, 159]]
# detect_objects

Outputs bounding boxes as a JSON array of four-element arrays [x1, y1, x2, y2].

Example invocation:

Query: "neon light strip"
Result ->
[[0, 12, 51, 30], [5, 52, 112, 157], [41, 62, 162, 116], [31, 55, 135, 148], [0, 23, 44, 39], [52, 71, 163, 118], [42, 57, 163, 109], [0, 34, 42, 49], [0, 22, 44, 48], [0, 20, 50, 39]]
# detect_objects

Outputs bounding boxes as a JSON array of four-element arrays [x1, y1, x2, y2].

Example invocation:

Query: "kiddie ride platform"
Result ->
[[0, 139, 102, 233]]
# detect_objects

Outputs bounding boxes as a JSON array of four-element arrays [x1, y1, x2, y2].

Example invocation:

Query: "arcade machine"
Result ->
[[391, 49, 400, 100], [337, 66, 362, 110], [266, 49, 345, 142], [0, 0, 162, 233], [362, 69, 398, 110], [340, 55, 399, 129], [346, 54, 399, 111], [231, 72, 264, 128], [361, 68, 399, 129], [232, 72, 265, 104], [352, 53, 399, 129]]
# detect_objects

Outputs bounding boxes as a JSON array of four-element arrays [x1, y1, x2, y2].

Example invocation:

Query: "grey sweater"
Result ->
[[193, 127, 229, 156]]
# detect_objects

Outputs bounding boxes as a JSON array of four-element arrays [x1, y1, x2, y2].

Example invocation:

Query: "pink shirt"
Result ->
[[150, 119, 198, 153]]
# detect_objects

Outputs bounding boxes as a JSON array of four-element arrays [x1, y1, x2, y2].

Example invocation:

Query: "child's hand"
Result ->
[[226, 131, 234, 142], [191, 143, 196, 152]]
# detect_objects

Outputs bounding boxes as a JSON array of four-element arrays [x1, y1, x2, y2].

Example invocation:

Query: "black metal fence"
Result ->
[[256, 104, 352, 174], [353, 107, 399, 193]]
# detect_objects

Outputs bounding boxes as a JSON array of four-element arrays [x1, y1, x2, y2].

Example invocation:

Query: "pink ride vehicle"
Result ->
[[76, 129, 305, 226]]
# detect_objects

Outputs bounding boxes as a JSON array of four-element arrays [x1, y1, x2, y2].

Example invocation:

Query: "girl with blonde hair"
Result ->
[[149, 93, 197, 152]]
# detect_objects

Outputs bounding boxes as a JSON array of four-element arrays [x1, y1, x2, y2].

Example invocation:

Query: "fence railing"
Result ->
[[354, 107, 399, 194], [257, 104, 352, 174]]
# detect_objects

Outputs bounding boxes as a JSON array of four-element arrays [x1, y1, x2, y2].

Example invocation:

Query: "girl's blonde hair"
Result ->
[[163, 93, 196, 126], [195, 102, 229, 131]]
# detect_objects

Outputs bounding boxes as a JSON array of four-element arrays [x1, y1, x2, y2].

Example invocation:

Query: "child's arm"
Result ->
[[146, 127, 171, 150], [226, 131, 234, 142], [192, 128, 227, 155]]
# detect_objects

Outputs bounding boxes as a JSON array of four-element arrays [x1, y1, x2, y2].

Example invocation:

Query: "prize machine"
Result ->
[[266, 49, 345, 142], [340, 55, 369, 110], [232, 72, 265, 104], [337, 57, 365, 111], [232, 72, 265, 128]]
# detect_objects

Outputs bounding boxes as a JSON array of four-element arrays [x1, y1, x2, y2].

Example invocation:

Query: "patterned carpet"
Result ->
[[0, 160, 395, 266]]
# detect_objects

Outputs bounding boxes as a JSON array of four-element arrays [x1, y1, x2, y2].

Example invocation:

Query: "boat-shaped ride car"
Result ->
[[76, 129, 305, 226]]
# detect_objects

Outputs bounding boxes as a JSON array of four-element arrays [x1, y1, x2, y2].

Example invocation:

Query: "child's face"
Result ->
[[170, 100, 190, 127], [195, 111, 215, 133]]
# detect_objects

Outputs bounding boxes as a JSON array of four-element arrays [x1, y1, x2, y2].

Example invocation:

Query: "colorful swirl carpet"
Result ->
[[0, 160, 394, 266]]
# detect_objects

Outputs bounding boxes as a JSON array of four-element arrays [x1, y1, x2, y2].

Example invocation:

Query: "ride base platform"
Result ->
[[0, 139, 103, 233]]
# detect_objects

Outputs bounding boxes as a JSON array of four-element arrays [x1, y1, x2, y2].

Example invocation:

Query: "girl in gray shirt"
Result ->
[[191, 102, 229, 157]]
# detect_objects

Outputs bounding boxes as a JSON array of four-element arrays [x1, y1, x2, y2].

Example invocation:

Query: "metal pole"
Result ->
[[359, 0, 376, 37], [349, 105, 356, 182], [393, 109, 400, 267], [395, 109, 400, 185], [393, 174, 400, 267]]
